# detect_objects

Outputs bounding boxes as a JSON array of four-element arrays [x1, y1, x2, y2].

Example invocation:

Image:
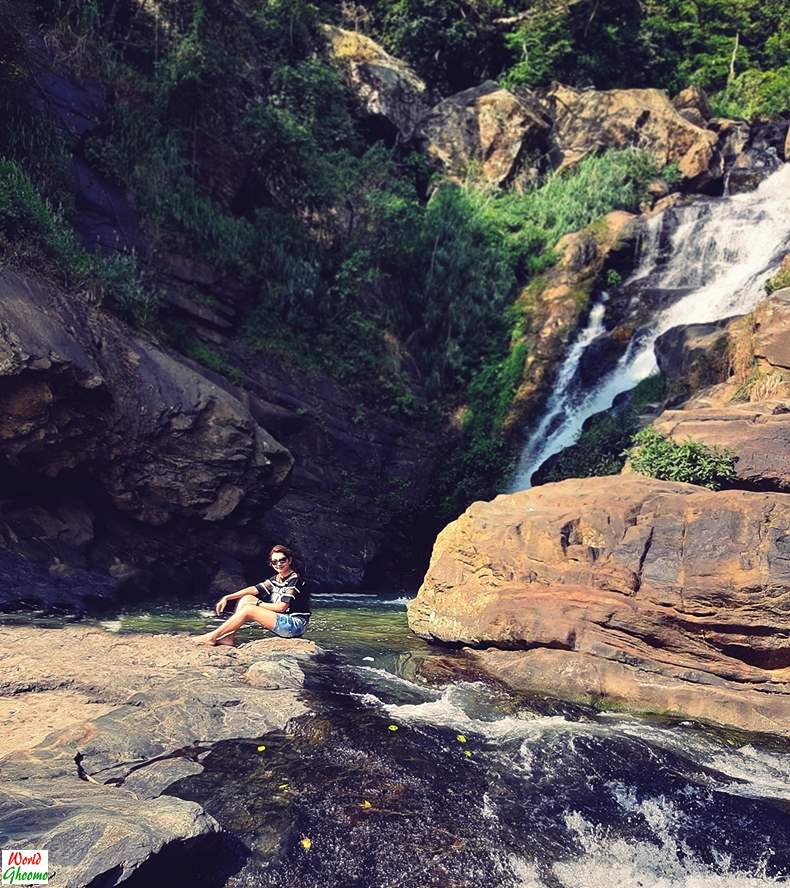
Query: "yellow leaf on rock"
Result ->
[[257, 745, 266, 752], [387, 724, 399, 732], [300, 837, 312, 851], [360, 800, 372, 809], [456, 734, 467, 744], [464, 750, 473, 758]]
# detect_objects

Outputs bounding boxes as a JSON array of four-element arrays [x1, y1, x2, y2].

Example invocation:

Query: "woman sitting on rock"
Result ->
[[193, 545, 311, 646]]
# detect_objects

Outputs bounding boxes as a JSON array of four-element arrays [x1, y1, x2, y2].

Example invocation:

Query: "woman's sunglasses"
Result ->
[[271, 557, 289, 566]]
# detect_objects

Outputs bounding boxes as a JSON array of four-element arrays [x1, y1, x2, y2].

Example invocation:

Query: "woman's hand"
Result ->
[[215, 596, 229, 616]]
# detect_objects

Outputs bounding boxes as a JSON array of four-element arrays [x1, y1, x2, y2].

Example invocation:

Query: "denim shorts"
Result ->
[[272, 614, 308, 638]]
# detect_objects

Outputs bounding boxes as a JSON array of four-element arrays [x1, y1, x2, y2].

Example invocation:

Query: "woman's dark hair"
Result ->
[[269, 544, 294, 565]]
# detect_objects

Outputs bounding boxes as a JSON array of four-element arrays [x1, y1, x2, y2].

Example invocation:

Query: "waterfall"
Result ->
[[509, 163, 790, 491]]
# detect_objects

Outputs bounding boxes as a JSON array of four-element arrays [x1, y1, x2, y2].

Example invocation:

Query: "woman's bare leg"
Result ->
[[193, 602, 278, 646], [212, 595, 259, 646]]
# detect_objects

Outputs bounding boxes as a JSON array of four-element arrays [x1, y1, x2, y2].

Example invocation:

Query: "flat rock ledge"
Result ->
[[407, 476, 790, 737], [0, 626, 318, 887]]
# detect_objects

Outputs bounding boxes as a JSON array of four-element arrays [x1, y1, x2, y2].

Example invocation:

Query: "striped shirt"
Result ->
[[255, 571, 311, 618]]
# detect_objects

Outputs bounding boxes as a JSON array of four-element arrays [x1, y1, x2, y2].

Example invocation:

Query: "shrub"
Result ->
[[712, 66, 790, 120], [183, 340, 243, 385], [627, 427, 736, 490], [766, 266, 790, 295]]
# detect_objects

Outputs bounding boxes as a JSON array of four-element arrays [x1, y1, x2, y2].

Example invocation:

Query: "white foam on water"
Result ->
[[352, 665, 442, 698], [510, 162, 790, 489], [349, 692, 383, 708], [380, 685, 548, 741], [506, 855, 547, 887], [600, 720, 790, 804], [707, 744, 790, 802], [550, 798, 783, 888], [99, 619, 122, 632]]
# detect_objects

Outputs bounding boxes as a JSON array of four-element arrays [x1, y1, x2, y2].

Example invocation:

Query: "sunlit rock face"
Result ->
[[415, 81, 550, 186], [653, 289, 790, 492], [322, 24, 430, 141], [545, 84, 719, 184], [408, 475, 790, 735]]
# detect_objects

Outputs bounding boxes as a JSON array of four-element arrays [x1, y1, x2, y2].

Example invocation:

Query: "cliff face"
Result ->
[[0, 267, 432, 607]]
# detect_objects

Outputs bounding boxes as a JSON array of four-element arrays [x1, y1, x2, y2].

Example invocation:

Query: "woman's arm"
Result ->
[[254, 600, 289, 614], [215, 585, 259, 615]]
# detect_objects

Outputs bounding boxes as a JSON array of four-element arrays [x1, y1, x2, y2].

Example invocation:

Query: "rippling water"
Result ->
[[6, 600, 789, 887]]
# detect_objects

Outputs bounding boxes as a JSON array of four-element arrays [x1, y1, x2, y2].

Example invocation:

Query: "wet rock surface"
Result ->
[[0, 626, 317, 887], [407, 476, 790, 735]]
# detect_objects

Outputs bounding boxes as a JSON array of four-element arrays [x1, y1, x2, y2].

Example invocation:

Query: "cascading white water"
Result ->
[[509, 163, 790, 491]]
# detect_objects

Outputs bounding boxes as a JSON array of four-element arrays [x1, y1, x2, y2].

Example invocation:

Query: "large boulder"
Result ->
[[654, 403, 790, 491], [654, 317, 734, 402], [650, 289, 790, 492], [322, 25, 430, 141], [415, 81, 550, 186], [0, 627, 316, 886], [407, 476, 790, 735], [545, 84, 718, 184], [671, 85, 713, 124]]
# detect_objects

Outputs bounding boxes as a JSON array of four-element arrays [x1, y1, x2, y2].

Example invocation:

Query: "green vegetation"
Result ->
[[357, 0, 789, 119], [766, 265, 790, 295], [627, 426, 737, 490], [435, 150, 661, 514], [1, 0, 785, 535], [713, 66, 790, 119], [182, 339, 244, 385], [0, 159, 156, 327]]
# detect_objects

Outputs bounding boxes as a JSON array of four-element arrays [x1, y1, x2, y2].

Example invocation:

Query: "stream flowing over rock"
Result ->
[[408, 476, 790, 735], [0, 626, 317, 887]]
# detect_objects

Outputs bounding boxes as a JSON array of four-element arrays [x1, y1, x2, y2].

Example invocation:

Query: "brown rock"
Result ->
[[407, 476, 790, 735], [654, 318, 734, 401], [754, 288, 790, 371], [546, 84, 718, 182], [415, 81, 550, 185], [0, 626, 317, 887], [0, 269, 292, 524], [672, 85, 713, 120], [322, 25, 429, 140], [0, 268, 293, 607]]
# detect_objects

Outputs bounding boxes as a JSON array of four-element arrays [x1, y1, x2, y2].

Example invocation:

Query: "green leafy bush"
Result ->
[[627, 427, 736, 490], [766, 267, 790, 295], [712, 66, 790, 119]]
